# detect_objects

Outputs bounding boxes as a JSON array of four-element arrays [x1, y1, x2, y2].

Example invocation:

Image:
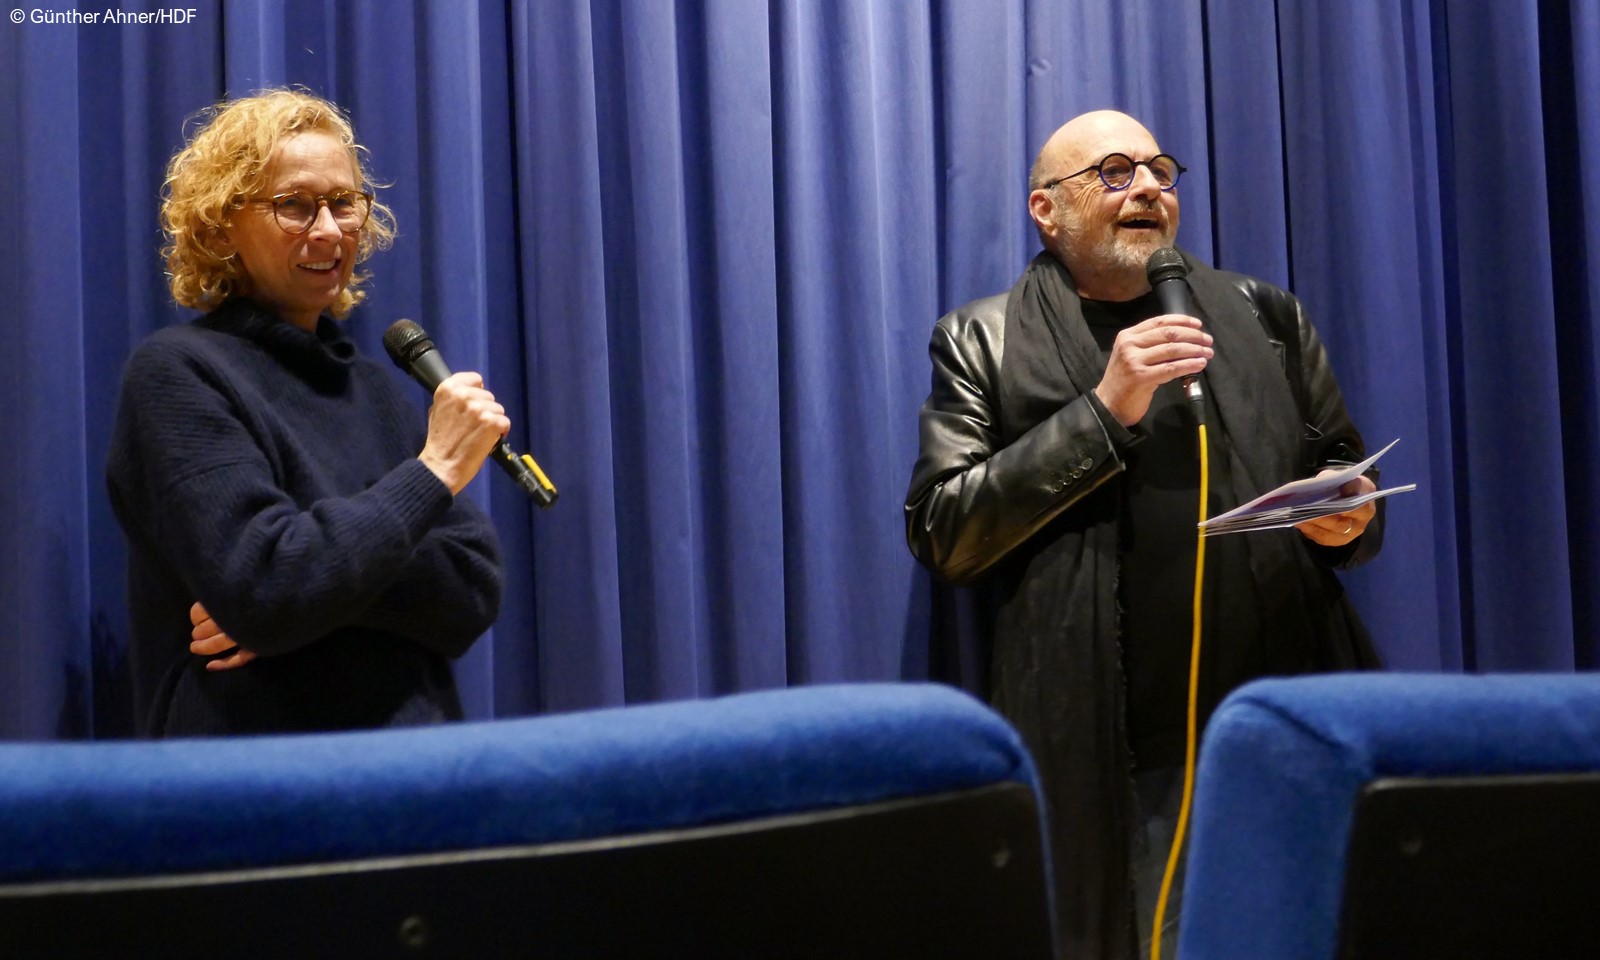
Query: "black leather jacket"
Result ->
[[905, 274, 1381, 582], [902, 262, 1381, 960]]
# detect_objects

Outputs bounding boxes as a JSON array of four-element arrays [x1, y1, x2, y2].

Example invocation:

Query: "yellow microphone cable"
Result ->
[[1150, 415, 1208, 960]]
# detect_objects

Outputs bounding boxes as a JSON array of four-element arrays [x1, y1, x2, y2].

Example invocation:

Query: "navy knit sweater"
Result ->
[[106, 299, 502, 737]]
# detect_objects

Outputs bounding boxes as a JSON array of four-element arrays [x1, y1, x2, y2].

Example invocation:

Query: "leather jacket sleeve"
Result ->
[[903, 296, 1134, 585], [905, 282, 1384, 582], [1236, 276, 1385, 568]]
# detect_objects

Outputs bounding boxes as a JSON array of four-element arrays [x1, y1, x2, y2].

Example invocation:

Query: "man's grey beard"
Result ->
[[1058, 211, 1171, 276]]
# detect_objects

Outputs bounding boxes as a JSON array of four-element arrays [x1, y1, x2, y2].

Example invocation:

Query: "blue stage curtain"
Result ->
[[2, 0, 1596, 739]]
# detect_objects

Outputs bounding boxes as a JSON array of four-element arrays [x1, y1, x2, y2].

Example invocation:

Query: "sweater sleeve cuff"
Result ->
[[370, 458, 456, 544]]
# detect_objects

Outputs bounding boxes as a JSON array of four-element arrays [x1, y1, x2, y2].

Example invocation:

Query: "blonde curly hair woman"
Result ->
[[160, 88, 396, 320], [108, 89, 508, 737]]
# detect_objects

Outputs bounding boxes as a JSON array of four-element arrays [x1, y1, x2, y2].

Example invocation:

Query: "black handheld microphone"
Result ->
[[382, 319, 558, 508], [1145, 247, 1206, 419]]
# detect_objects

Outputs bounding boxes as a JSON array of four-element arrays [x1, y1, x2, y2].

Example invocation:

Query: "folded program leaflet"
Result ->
[[1199, 438, 1416, 537]]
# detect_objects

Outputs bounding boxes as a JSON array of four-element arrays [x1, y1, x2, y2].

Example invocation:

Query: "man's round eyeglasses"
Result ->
[[1041, 153, 1186, 193], [246, 190, 374, 235]]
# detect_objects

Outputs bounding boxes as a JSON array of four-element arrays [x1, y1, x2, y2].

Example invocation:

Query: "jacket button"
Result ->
[[1080, 457, 1093, 470]]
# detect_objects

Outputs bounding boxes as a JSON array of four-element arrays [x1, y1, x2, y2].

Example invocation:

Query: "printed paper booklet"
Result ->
[[1199, 438, 1416, 537]]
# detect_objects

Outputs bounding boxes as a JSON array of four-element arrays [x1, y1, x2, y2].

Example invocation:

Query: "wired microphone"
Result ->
[[383, 319, 558, 508], [1145, 247, 1206, 420]]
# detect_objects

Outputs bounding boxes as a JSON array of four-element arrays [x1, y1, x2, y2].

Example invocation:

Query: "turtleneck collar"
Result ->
[[198, 298, 358, 384]]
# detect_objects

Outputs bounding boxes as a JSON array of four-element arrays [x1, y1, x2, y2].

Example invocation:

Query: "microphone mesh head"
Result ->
[[382, 319, 433, 369], [1145, 247, 1188, 286]]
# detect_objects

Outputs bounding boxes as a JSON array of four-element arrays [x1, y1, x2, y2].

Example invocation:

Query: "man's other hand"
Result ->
[[1296, 472, 1378, 547]]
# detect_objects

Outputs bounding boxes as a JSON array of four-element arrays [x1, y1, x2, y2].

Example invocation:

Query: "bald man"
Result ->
[[904, 111, 1384, 959]]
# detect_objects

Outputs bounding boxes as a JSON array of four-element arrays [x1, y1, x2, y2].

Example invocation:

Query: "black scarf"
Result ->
[[987, 250, 1370, 959]]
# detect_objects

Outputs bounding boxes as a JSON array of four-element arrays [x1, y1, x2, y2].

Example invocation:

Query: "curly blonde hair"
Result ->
[[160, 89, 396, 318]]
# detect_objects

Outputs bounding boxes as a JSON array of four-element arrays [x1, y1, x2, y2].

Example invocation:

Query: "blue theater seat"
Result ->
[[1178, 673, 1600, 960], [0, 682, 1055, 958]]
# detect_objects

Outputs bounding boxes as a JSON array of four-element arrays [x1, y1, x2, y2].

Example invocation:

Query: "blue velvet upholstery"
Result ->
[[1178, 673, 1600, 960], [0, 683, 1038, 884]]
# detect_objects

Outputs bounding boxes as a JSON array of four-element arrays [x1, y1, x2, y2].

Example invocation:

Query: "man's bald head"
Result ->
[[1028, 111, 1161, 190], [1027, 110, 1179, 300]]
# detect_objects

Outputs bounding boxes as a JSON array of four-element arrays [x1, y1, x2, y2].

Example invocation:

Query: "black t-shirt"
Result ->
[[1082, 293, 1259, 771]]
